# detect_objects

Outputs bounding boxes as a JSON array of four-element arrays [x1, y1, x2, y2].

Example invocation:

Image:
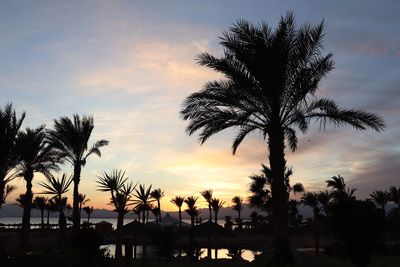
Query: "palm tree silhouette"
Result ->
[[171, 196, 185, 229], [184, 196, 199, 227], [326, 175, 356, 202], [370, 190, 389, 212], [133, 184, 154, 224], [83, 206, 94, 223], [39, 173, 73, 231], [180, 13, 385, 262], [150, 204, 160, 225], [232, 196, 244, 221], [201, 189, 213, 221], [0, 103, 25, 207], [48, 115, 108, 230], [150, 188, 165, 222], [389, 186, 400, 208], [301, 192, 322, 256], [33, 196, 47, 228], [211, 198, 225, 224], [77, 193, 90, 218], [15, 126, 59, 247], [97, 169, 136, 260]]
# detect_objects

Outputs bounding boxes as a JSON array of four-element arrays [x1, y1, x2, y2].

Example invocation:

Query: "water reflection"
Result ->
[[101, 244, 261, 262]]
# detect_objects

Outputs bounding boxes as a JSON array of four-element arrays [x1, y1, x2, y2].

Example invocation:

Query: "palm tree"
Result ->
[[150, 204, 160, 225], [39, 173, 73, 231], [77, 193, 90, 217], [47, 115, 108, 230], [132, 205, 142, 221], [133, 184, 154, 224], [150, 188, 164, 222], [184, 196, 198, 227], [33, 196, 47, 227], [0, 103, 25, 207], [301, 192, 321, 256], [211, 198, 225, 224], [326, 175, 356, 202], [46, 198, 58, 227], [370, 190, 389, 212], [83, 206, 94, 223], [180, 13, 385, 262], [389, 186, 400, 208], [201, 189, 213, 221], [97, 169, 135, 260], [232, 196, 244, 220], [15, 126, 59, 247], [171, 196, 185, 229]]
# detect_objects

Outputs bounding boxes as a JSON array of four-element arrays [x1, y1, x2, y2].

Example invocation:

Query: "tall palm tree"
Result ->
[[133, 184, 154, 224], [389, 186, 400, 208], [47, 115, 108, 230], [15, 126, 59, 247], [211, 198, 225, 224], [171, 196, 185, 229], [301, 192, 322, 256], [0, 103, 25, 207], [33, 196, 47, 228], [150, 188, 165, 222], [39, 173, 73, 231], [370, 190, 389, 212], [201, 189, 213, 221], [184, 196, 198, 227], [83, 206, 94, 223], [97, 170, 135, 260], [180, 14, 385, 262], [232, 196, 243, 220]]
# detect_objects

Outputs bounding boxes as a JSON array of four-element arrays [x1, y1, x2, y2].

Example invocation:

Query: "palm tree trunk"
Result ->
[[115, 211, 124, 260], [59, 209, 67, 232], [142, 210, 146, 224], [214, 211, 218, 224], [40, 209, 44, 227], [157, 199, 161, 222], [208, 205, 212, 221], [269, 126, 293, 264], [72, 164, 81, 231], [47, 209, 50, 227], [21, 172, 33, 250], [178, 208, 182, 230]]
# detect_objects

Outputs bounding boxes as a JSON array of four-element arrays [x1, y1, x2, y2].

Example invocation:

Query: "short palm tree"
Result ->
[[370, 190, 389, 212], [77, 193, 90, 216], [48, 114, 108, 230], [133, 184, 154, 224], [180, 13, 385, 263], [150, 204, 160, 225], [150, 188, 165, 222], [0, 103, 25, 207], [15, 126, 59, 246], [184, 196, 198, 227], [33, 196, 47, 227], [83, 206, 94, 223], [301, 192, 321, 256], [39, 173, 73, 231], [201, 189, 213, 221], [97, 169, 135, 260], [232, 196, 244, 220], [171, 196, 185, 229], [326, 175, 356, 202], [389, 186, 400, 208], [211, 198, 225, 224]]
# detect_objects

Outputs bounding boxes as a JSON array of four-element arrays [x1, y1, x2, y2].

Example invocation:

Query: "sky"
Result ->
[[1, 0, 399, 211]]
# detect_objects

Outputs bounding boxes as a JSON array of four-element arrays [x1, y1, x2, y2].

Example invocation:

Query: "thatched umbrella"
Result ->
[[192, 221, 234, 259], [120, 220, 151, 259]]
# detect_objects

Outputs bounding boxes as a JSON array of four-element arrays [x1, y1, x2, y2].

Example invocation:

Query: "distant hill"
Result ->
[[0, 203, 315, 220]]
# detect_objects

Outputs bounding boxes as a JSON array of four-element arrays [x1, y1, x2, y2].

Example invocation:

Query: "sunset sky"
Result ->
[[1, 1, 399, 211]]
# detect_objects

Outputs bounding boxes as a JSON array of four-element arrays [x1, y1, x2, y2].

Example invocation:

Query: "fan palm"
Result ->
[[211, 198, 225, 224], [150, 188, 165, 222], [184, 196, 198, 227], [96, 169, 135, 260], [39, 173, 73, 231], [0, 103, 25, 207], [33, 196, 47, 227], [47, 114, 108, 230], [370, 190, 389, 212], [200, 189, 213, 221], [15, 126, 59, 246], [171, 196, 185, 229], [133, 184, 154, 224], [389, 186, 400, 208], [180, 13, 385, 262]]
